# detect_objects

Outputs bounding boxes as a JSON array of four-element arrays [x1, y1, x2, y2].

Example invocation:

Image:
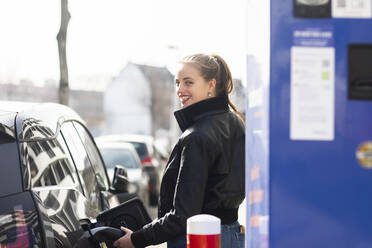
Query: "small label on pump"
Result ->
[[356, 142, 372, 168], [332, 0, 372, 18]]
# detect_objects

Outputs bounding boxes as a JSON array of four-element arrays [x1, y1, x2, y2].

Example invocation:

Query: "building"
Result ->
[[103, 62, 174, 136]]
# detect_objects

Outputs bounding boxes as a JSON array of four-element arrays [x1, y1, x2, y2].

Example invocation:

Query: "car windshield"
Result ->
[[100, 148, 139, 169], [128, 142, 149, 160]]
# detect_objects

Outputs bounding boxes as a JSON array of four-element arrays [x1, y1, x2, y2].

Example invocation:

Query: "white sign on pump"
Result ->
[[290, 26, 335, 141], [290, 46, 335, 141], [332, 0, 372, 18]]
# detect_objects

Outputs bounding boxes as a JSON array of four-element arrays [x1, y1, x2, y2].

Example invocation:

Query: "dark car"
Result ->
[[95, 134, 168, 206], [0, 101, 133, 247]]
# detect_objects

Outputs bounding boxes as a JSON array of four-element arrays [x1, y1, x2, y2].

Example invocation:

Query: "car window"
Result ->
[[60, 122, 100, 212], [128, 142, 148, 160], [0, 140, 23, 196], [28, 132, 81, 193], [56, 133, 85, 194], [73, 122, 109, 190], [100, 148, 140, 169]]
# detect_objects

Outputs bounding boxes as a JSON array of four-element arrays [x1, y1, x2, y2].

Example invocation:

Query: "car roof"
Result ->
[[0, 101, 35, 127], [96, 141, 136, 150], [96, 134, 153, 142], [0, 101, 83, 141], [95, 134, 153, 146], [0, 110, 17, 140], [95, 134, 154, 155]]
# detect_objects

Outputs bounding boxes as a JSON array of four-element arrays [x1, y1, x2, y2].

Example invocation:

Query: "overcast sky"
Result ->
[[0, 0, 247, 90]]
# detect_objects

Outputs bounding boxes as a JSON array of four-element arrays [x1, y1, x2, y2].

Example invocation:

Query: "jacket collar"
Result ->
[[174, 95, 229, 132]]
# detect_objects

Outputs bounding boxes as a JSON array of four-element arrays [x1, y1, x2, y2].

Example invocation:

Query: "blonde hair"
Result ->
[[180, 53, 245, 122]]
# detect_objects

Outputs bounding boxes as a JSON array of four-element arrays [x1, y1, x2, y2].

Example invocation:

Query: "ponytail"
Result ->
[[212, 54, 245, 124]]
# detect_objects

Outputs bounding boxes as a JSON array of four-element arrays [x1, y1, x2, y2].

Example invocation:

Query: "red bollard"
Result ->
[[187, 214, 221, 248]]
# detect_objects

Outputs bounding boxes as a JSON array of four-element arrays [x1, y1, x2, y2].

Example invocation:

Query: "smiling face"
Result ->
[[175, 63, 216, 108]]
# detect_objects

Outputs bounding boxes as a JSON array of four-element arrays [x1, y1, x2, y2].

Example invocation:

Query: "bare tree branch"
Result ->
[[57, 0, 70, 105]]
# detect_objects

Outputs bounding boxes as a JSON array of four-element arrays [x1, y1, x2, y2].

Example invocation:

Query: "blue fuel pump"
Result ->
[[246, 1, 372, 247]]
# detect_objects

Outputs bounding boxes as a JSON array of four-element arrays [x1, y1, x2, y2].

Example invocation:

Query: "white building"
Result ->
[[104, 62, 152, 135], [104, 62, 175, 136], [103, 62, 245, 141]]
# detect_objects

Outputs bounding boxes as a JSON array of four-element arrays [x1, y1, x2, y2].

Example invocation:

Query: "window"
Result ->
[[73, 122, 109, 189], [56, 133, 84, 194], [128, 142, 149, 161], [28, 129, 81, 193], [100, 148, 140, 169], [60, 122, 100, 212]]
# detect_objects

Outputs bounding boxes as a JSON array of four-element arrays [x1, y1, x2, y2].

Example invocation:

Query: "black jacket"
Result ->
[[131, 95, 245, 247]]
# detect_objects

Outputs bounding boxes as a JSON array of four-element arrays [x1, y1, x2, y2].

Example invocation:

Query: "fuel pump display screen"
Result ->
[[297, 0, 329, 5], [294, 0, 331, 18]]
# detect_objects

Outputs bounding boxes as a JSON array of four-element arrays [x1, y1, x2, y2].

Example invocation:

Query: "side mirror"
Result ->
[[111, 165, 129, 193]]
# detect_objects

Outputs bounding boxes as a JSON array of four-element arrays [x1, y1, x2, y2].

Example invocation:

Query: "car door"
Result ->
[[26, 126, 93, 247], [60, 122, 102, 215], [72, 121, 119, 209]]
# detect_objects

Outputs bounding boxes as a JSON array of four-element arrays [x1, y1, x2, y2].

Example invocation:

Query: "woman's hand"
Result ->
[[113, 227, 135, 248]]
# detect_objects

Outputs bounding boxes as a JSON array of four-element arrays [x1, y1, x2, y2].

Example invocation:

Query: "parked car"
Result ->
[[96, 141, 150, 206], [95, 134, 168, 206], [0, 101, 132, 247]]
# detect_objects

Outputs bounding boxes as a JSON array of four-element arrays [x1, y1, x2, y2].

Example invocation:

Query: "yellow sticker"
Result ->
[[322, 71, 330, 80], [356, 141, 372, 169], [99, 242, 108, 248]]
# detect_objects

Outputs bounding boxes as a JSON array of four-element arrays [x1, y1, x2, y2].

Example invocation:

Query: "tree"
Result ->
[[57, 0, 70, 105]]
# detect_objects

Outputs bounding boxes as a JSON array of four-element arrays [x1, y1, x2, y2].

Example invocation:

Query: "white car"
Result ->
[[96, 141, 150, 206]]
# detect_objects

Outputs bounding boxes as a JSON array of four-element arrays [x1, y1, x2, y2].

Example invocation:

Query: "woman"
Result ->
[[114, 54, 245, 248]]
